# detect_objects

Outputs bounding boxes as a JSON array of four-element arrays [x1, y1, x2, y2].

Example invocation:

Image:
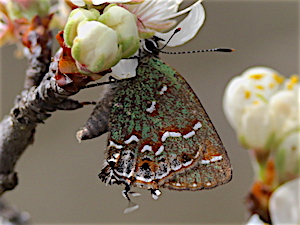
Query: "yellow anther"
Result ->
[[286, 75, 299, 90], [269, 82, 275, 89], [273, 73, 284, 84], [245, 90, 251, 99], [256, 85, 264, 90], [249, 74, 264, 80]]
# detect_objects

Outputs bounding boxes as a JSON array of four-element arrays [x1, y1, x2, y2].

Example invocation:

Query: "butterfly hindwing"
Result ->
[[99, 56, 232, 192]]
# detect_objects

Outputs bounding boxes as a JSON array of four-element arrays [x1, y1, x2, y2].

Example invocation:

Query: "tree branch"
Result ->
[[0, 14, 110, 197], [0, 59, 84, 195]]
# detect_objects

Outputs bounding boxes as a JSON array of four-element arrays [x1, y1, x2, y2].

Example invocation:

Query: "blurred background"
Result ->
[[0, 1, 298, 224]]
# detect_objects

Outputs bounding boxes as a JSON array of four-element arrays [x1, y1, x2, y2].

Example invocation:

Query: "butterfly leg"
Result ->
[[122, 184, 142, 199], [122, 184, 140, 213], [122, 184, 132, 201], [150, 188, 161, 200]]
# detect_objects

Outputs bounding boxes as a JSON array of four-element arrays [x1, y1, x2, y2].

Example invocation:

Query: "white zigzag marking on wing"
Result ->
[[124, 135, 139, 144]]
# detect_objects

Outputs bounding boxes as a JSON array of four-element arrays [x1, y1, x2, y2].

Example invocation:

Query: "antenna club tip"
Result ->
[[216, 48, 235, 52], [175, 27, 181, 33]]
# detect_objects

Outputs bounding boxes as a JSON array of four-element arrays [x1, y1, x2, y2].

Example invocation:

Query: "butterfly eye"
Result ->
[[142, 39, 158, 53]]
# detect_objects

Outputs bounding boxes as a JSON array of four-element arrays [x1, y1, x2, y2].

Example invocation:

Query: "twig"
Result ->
[[0, 60, 84, 196]]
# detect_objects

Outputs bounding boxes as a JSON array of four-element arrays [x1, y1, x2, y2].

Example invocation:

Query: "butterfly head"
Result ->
[[140, 36, 164, 58]]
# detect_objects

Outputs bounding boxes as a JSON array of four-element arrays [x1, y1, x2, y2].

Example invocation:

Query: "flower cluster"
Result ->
[[63, 5, 140, 74], [1, 0, 205, 78], [0, 0, 51, 44], [223, 66, 299, 224], [63, 0, 205, 77]]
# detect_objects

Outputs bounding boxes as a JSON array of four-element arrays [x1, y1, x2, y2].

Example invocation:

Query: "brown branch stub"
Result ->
[[0, 173, 18, 195], [14, 14, 54, 89]]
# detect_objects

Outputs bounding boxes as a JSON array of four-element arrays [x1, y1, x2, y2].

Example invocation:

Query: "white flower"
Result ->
[[122, 0, 205, 46], [247, 178, 300, 225], [70, 0, 205, 47], [223, 67, 290, 150], [275, 131, 300, 184], [269, 178, 300, 225], [70, 0, 143, 8], [247, 214, 265, 225], [63, 5, 140, 75], [65, 0, 206, 78], [111, 0, 205, 79], [98, 4, 140, 58], [71, 20, 123, 74], [64, 8, 100, 48], [111, 58, 138, 79]]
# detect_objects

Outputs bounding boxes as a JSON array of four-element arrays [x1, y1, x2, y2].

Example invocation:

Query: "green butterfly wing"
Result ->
[[100, 56, 232, 191]]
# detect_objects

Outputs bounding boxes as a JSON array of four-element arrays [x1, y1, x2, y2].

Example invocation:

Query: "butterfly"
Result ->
[[95, 36, 232, 212]]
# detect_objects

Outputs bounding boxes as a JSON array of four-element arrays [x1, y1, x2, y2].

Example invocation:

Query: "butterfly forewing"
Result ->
[[99, 56, 232, 192]]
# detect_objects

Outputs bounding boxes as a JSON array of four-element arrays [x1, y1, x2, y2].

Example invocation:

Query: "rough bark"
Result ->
[[0, 60, 84, 195]]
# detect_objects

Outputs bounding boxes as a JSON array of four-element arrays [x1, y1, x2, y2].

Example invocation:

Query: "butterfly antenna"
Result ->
[[158, 28, 182, 50], [160, 48, 234, 54], [158, 27, 234, 54]]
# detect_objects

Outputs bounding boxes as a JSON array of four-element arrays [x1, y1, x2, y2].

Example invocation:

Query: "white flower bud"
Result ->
[[269, 89, 299, 138], [269, 178, 300, 224], [71, 20, 122, 74], [64, 8, 100, 47], [223, 67, 286, 149], [275, 131, 300, 183], [98, 4, 140, 58]]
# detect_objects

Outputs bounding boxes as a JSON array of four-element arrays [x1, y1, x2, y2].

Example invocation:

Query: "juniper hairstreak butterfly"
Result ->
[[91, 35, 234, 213]]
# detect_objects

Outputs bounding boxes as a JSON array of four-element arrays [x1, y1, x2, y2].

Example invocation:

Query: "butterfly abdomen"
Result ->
[[77, 82, 120, 141]]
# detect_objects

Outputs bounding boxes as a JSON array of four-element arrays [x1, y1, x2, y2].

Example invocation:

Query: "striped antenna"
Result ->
[[160, 48, 234, 54], [159, 28, 182, 50], [158, 27, 234, 54]]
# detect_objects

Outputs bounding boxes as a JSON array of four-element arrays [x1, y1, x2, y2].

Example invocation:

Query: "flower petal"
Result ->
[[275, 131, 300, 184], [71, 20, 122, 73], [111, 58, 138, 79], [270, 178, 300, 225], [70, 0, 86, 7], [247, 214, 265, 225], [223, 76, 249, 131], [269, 89, 299, 137], [239, 103, 274, 149], [133, 0, 183, 23], [93, 0, 132, 4], [155, 1, 205, 47]]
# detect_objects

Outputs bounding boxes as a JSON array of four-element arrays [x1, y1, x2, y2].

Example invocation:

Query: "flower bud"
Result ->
[[274, 131, 300, 184], [6, 0, 51, 20], [63, 8, 100, 47], [98, 4, 139, 58], [71, 20, 122, 74], [223, 67, 285, 149], [269, 178, 300, 224]]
